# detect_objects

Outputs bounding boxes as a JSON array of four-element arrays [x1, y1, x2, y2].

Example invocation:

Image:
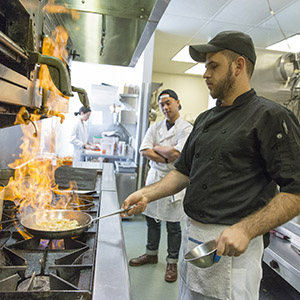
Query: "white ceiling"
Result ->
[[153, 0, 300, 75]]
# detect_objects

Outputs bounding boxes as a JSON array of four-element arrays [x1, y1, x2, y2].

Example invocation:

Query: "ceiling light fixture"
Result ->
[[266, 34, 300, 52], [185, 63, 206, 75], [171, 45, 196, 63]]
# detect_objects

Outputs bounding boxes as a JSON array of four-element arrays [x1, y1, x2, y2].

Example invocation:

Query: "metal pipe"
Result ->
[[0, 31, 29, 60], [41, 88, 49, 112], [71, 86, 90, 108], [28, 51, 73, 97], [136, 82, 151, 189]]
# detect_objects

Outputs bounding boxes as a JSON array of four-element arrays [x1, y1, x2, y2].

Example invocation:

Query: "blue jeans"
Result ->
[[145, 215, 182, 263]]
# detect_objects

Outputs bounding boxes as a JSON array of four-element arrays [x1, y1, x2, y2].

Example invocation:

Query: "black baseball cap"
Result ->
[[158, 89, 181, 110], [159, 89, 178, 100], [189, 30, 256, 65]]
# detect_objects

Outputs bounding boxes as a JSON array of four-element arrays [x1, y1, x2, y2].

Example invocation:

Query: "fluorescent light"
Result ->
[[185, 63, 206, 75], [266, 34, 300, 52], [171, 45, 196, 63]]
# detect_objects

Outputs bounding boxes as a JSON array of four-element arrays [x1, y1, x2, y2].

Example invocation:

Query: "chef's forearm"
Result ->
[[153, 145, 180, 162], [141, 148, 165, 163], [141, 169, 189, 203], [236, 192, 300, 240]]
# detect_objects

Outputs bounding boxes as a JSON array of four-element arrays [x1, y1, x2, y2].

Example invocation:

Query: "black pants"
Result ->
[[146, 215, 182, 261]]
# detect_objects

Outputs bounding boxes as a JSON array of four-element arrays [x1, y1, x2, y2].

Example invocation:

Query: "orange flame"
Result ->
[[2, 110, 81, 239], [39, 27, 69, 97], [43, 0, 80, 21], [0, 1, 85, 240], [6, 119, 60, 210]]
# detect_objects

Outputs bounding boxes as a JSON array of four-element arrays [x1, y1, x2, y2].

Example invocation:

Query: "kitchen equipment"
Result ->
[[118, 141, 126, 156], [0, 189, 101, 298], [19, 206, 133, 239], [291, 243, 300, 256], [0, 164, 132, 299], [264, 224, 300, 292], [54, 189, 98, 195], [184, 240, 220, 268], [114, 162, 137, 213], [0, 188, 3, 222], [0, 169, 15, 221], [101, 141, 114, 155], [55, 166, 98, 190], [93, 136, 102, 144], [114, 161, 137, 173], [0, 1, 170, 129]]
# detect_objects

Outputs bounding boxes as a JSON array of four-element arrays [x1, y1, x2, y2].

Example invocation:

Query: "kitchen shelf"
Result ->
[[84, 146, 134, 160], [119, 93, 138, 98], [119, 93, 138, 110]]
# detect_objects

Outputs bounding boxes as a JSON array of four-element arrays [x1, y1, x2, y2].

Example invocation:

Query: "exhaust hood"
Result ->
[[51, 0, 170, 67], [0, 0, 169, 129]]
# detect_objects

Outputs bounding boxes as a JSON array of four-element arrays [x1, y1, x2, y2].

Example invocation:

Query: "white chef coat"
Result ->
[[140, 116, 193, 222], [70, 117, 89, 161]]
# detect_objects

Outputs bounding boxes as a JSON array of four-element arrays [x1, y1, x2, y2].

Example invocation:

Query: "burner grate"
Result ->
[[0, 189, 100, 300]]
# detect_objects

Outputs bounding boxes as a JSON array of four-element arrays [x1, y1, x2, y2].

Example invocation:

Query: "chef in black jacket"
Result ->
[[121, 31, 300, 300]]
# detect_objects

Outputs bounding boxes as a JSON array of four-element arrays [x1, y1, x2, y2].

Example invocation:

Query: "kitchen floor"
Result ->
[[122, 215, 300, 300]]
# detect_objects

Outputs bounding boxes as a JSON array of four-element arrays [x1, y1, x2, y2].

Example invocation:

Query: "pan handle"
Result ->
[[92, 205, 135, 222]]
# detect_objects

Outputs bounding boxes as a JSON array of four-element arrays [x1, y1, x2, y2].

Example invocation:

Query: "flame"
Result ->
[[2, 110, 81, 239], [43, 0, 80, 21], [39, 28, 69, 97], [0, 1, 85, 239], [39, 0, 80, 99], [6, 120, 59, 211], [39, 0, 79, 97], [38, 0, 83, 116], [39, 239, 65, 250]]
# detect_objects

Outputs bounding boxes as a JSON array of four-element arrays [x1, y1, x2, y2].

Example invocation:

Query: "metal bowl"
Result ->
[[184, 240, 218, 268]]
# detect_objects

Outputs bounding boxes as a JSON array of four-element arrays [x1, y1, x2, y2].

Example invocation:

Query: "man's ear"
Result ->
[[177, 100, 182, 110], [235, 56, 246, 76]]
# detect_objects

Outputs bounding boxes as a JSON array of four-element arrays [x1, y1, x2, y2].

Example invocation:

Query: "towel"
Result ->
[[180, 218, 232, 300]]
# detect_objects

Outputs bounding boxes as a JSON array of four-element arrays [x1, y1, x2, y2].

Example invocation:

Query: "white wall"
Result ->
[[151, 72, 209, 124]]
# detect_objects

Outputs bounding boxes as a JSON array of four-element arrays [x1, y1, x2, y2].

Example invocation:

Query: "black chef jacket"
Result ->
[[174, 89, 300, 225]]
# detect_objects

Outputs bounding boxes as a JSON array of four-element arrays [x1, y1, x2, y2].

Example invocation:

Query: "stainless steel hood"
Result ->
[[52, 0, 170, 67], [0, 0, 169, 129]]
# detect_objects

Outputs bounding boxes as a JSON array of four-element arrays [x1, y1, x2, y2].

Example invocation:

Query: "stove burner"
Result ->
[[39, 239, 65, 250], [17, 275, 50, 292], [0, 170, 100, 299]]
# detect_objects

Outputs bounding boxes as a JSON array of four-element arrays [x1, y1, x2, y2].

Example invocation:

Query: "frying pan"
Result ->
[[19, 206, 133, 239]]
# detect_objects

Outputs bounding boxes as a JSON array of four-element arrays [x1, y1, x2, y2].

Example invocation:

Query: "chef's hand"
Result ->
[[215, 225, 251, 257], [84, 144, 92, 150], [121, 191, 148, 218], [90, 144, 100, 150]]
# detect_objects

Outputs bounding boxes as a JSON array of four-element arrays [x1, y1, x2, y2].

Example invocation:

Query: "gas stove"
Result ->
[[0, 170, 101, 300]]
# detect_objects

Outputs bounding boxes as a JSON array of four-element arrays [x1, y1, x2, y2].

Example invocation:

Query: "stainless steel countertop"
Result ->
[[93, 163, 131, 300]]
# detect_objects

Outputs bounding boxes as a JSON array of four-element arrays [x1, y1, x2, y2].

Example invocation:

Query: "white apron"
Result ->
[[179, 218, 264, 300], [143, 167, 186, 222], [141, 117, 192, 222]]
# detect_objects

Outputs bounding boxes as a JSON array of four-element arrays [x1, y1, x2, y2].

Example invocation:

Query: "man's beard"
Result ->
[[210, 66, 235, 100]]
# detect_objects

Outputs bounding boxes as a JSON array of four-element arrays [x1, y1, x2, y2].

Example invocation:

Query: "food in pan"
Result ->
[[36, 218, 80, 231]]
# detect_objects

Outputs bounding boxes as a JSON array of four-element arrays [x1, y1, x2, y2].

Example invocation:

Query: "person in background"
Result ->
[[129, 89, 193, 282], [70, 106, 97, 161], [121, 31, 300, 299]]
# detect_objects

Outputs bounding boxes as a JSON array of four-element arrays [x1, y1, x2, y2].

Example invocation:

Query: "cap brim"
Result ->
[[189, 44, 224, 62]]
